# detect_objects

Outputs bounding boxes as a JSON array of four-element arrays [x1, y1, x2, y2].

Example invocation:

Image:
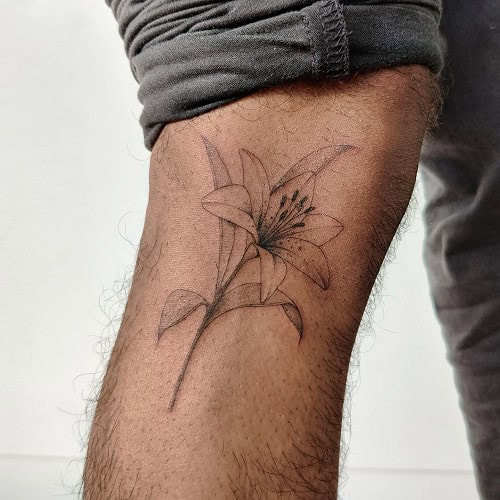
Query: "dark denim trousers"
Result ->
[[106, 1, 500, 498]]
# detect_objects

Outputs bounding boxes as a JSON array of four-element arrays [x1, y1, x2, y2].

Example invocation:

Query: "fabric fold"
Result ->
[[105, 0, 442, 149]]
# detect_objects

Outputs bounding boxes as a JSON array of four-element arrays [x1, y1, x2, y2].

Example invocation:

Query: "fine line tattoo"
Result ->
[[158, 139, 351, 410]]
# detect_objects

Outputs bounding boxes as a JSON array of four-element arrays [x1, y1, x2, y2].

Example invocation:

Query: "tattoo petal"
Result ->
[[203, 137, 232, 188], [202, 185, 258, 240], [269, 237, 330, 289], [203, 139, 239, 286], [283, 214, 343, 246], [158, 289, 208, 340], [217, 219, 236, 287], [240, 149, 270, 226], [257, 247, 287, 302], [274, 144, 353, 189], [222, 226, 251, 285]]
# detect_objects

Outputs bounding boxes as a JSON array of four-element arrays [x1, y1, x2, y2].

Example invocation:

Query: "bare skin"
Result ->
[[84, 67, 438, 499]]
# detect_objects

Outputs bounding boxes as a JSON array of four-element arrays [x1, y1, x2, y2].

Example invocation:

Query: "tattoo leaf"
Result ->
[[208, 283, 303, 340], [158, 289, 208, 340], [282, 303, 304, 341]]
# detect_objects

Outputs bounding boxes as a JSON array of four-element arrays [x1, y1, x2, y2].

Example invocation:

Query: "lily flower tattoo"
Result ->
[[158, 139, 351, 410]]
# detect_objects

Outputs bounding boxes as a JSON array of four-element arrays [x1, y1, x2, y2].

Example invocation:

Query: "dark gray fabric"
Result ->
[[421, 1, 500, 498], [344, 1, 442, 72], [105, 0, 443, 150]]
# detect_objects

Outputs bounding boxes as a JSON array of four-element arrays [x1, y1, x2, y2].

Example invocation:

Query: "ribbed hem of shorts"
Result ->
[[301, 1, 349, 76]]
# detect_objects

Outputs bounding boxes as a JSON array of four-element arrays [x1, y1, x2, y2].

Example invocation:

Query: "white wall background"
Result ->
[[0, 1, 478, 498]]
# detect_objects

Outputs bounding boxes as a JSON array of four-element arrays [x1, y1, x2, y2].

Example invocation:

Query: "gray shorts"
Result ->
[[106, 0, 442, 150]]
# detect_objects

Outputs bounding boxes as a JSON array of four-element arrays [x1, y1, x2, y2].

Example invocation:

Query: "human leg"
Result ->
[[84, 67, 437, 498], [421, 1, 500, 497]]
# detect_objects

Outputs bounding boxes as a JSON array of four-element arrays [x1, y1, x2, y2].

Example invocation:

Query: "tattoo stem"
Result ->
[[167, 318, 208, 411], [167, 245, 255, 411]]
